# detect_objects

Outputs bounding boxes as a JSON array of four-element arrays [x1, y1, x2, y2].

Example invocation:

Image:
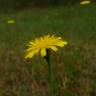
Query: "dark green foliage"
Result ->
[[0, 0, 79, 10]]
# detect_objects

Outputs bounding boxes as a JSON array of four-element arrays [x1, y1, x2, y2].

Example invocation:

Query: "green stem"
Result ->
[[44, 49, 55, 96]]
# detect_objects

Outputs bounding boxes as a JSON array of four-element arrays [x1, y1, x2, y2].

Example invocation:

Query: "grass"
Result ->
[[0, 3, 96, 96]]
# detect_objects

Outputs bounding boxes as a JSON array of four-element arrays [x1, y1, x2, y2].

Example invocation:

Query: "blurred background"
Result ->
[[0, 0, 96, 96], [0, 0, 95, 10]]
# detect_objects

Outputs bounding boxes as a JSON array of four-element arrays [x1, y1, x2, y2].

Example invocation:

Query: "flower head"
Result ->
[[80, 0, 91, 5], [7, 20, 15, 24], [25, 35, 68, 59]]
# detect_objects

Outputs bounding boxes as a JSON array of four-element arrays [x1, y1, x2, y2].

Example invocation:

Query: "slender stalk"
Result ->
[[44, 49, 55, 96]]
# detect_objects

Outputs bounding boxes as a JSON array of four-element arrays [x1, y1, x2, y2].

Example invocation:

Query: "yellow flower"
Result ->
[[80, 0, 91, 5], [25, 35, 68, 59], [7, 20, 15, 24]]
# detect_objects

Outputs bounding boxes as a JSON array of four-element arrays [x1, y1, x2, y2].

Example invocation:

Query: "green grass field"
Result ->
[[0, 3, 96, 96]]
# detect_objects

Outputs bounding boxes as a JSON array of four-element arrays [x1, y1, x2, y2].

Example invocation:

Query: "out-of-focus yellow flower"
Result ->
[[80, 0, 91, 5], [7, 20, 15, 24], [25, 35, 68, 59]]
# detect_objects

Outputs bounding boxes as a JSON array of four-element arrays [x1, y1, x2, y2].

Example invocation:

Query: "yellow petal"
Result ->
[[25, 51, 35, 59], [64, 41, 68, 45], [25, 47, 33, 52], [56, 41, 67, 47], [49, 46, 58, 51], [26, 46, 37, 51], [41, 48, 46, 57], [25, 49, 39, 59], [29, 41, 34, 45], [56, 41, 64, 47], [58, 37, 62, 40]]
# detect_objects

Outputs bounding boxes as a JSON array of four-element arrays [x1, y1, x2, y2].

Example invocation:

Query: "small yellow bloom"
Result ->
[[25, 35, 68, 59], [7, 20, 15, 24], [80, 0, 91, 5]]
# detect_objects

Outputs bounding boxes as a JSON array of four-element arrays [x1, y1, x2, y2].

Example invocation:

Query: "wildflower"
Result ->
[[25, 35, 68, 59], [80, 0, 91, 5], [7, 20, 15, 24]]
